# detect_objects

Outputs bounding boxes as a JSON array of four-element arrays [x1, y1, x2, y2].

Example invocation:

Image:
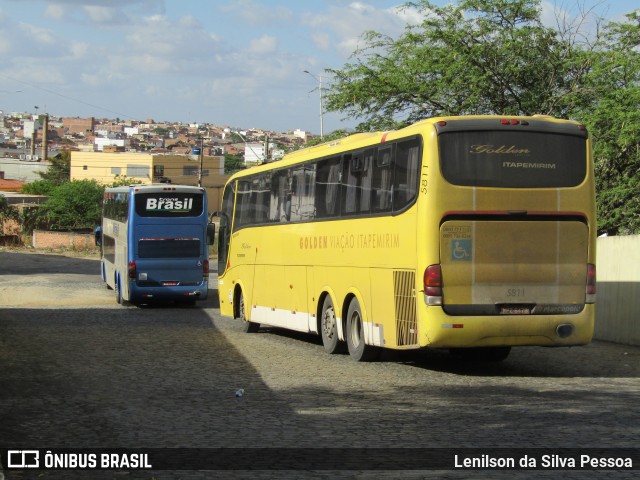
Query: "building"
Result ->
[[63, 117, 95, 135], [243, 142, 284, 164], [94, 137, 128, 152], [70, 151, 230, 211], [0, 156, 50, 182], [293, 129, 310, 141]]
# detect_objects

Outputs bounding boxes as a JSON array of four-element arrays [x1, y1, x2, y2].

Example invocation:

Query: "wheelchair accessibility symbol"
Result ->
[[451, 239, 472, 261]]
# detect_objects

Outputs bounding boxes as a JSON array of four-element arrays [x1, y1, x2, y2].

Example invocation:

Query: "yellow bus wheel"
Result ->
[[320, 296, 343, 354], [236, 288, 259, 333], [346, 298, 379, 362]]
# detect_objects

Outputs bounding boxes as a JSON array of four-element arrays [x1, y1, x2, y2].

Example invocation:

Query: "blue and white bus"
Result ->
[[96, 184, 215, 305]]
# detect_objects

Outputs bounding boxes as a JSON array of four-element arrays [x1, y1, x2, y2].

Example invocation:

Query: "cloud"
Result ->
[[218, 0, 293, 27], [301, 2, 422, 57], [0, 0, 410, 131], [44, 4, 67, 20], [41, 0, 164, 25], [18, 22, 57, 46], [311, 32, 330, 51], [83, 6, 119, 23], [249, 35, 278, 54], [69, 41, 89, 59], [0, 36, 10, 55]]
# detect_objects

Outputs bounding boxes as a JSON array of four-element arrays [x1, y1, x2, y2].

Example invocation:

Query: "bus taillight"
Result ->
[[424, 264, 443, 306], [128, 261, 136, 280], [586, 263, 596, 304], [203, 259, 210, 281]]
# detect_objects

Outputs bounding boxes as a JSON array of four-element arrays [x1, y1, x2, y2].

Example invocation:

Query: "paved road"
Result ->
[[0, 250, 639, 479]]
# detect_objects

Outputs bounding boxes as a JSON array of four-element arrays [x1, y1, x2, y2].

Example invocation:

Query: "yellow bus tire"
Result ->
[[320, 295, 343, 354], [346, 298, 380, 362], [235, 288, 259, 333]]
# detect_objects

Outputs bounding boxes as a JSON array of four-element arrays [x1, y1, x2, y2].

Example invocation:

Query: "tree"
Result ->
[[21, 179, 57, 195], [324, 0, 640, 234], [0, 195, 17, 221], [38, 180, 105, 230], [224, 153, 246, 175], [325, 0, 594, 131], [577, 11, 640, 235], [110, 174, 143, 187], [303, 130, 351, 148], [37, 150, 71, 185], [22, 150, 70, 194]]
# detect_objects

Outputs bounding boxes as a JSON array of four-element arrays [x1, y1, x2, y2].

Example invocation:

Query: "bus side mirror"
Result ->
[[207, 223, 216, 245], [94, 226, 102, 247]]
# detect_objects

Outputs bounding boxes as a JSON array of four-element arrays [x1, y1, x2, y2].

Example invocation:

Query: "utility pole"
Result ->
[[198, 136, 204, 187], [263, 134, 270, 163], [42, 113, 49, 162], [303, 71, 324, 139]]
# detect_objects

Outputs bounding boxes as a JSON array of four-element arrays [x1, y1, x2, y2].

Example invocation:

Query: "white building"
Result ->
[[244, 142, 283, 163], [94, 137, 128, 151], [244, 143, 267, 164], [23, 119, 41, 139], [293, 129, 309, 141]]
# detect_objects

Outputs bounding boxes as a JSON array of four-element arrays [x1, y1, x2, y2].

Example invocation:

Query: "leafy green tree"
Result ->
[[303, 130, 351, 148], [324, 0, 640, 234], [224, 153, 247, 175], [0, 195, 17, 221], [577, 11, 640, 235], [20, 179, 57, 195], [37, 150, 71, 185], [38, 180, 105, 230], [325, 0, 593, 131], [110, 174, 143, 187]]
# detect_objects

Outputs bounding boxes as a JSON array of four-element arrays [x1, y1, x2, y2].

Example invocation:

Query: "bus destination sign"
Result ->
[[145, 197, 194, 212]]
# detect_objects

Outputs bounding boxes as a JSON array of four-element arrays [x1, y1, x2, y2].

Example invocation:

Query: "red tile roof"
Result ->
[[0, 179, 26, 192]]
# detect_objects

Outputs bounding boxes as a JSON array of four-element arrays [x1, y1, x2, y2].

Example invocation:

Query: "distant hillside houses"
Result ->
[[0, 112, 315, 185]]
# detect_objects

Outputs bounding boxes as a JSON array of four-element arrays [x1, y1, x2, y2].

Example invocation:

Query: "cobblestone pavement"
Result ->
[[0, 251, 639, 480]]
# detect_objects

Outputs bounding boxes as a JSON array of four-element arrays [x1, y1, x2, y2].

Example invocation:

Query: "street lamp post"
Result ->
[[303, 70, 324, 140]]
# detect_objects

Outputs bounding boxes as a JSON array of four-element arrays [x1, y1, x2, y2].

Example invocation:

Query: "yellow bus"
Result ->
[[214, 115, 596, 361]]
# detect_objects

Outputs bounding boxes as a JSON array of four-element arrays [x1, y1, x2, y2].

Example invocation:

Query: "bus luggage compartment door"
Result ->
[[439, 219, 588, 315]]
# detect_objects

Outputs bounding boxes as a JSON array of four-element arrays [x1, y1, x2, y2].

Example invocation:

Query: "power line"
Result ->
[[0, 73, 135, 120]]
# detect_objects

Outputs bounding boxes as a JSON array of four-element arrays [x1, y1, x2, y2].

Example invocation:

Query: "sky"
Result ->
[[0, 0, 638, 135]]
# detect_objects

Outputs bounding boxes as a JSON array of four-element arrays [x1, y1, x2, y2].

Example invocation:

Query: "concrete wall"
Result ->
[[595, 235, 640, 346]]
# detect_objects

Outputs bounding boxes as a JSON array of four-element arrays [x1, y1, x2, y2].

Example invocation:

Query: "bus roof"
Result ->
[[225, 114, 586, 183], [104, 184, 206, 194]]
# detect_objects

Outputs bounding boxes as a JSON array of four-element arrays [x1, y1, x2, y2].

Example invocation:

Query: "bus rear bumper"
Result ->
[[419, 304, 595, 348], [129, 283, 209, 303]]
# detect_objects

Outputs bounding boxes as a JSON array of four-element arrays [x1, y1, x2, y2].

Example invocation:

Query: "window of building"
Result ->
[[127, 164, 150, 178], [183, 166, 198, 176]]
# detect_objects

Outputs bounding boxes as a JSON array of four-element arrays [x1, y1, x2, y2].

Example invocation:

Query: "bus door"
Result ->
[[217, 182, 235, 276]]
